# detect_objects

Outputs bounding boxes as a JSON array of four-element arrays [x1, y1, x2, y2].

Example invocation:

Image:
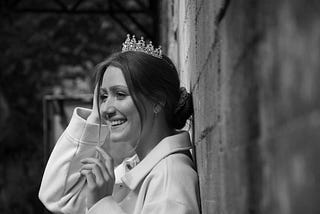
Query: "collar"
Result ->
[[121, 131, 192, 190]]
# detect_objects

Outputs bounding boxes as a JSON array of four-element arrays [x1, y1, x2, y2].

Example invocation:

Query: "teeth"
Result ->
[[111, 120, 126, 126]]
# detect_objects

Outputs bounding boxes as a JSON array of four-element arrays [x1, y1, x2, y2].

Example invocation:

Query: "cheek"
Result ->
[[128, 108, 141, 129], [124, 101, 141, 127]]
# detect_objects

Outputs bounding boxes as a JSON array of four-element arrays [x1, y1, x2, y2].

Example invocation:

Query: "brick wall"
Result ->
[[161, 0, 320, 213]]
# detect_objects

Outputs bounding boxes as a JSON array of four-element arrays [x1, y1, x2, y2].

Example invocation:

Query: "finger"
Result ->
[[96, 147, 115, 179], [82, 163, 105, 185], [80, 169, 95, 181], [81, 162, 108, 184], [87, 84, 100, 124], [93, 84, 98, 106], [81, 159, 110, 182], [95, 146, 113, 164], [80, 169, 91, 177], [80, 169, 96, 188], [81, 157, 108, 173]]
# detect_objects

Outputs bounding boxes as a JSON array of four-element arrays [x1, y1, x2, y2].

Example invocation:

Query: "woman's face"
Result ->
[[99, 66, 141, 146]]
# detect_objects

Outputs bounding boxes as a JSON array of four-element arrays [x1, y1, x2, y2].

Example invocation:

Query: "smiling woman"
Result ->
[[96, 66, 142, 165], [38, 35, 200, 214]]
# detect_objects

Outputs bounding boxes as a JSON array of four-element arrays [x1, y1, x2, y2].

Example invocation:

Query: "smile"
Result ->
[[110, 119, 127, 127]]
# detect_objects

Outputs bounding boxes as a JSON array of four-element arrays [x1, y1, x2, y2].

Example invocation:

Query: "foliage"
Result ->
[[0, 9, 131, 214]]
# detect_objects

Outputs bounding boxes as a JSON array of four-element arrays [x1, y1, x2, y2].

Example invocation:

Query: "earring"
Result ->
[[153, 105, 161, 114]]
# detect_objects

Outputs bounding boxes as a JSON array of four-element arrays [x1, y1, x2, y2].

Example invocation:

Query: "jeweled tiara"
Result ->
[[121, 34, 162, 59]]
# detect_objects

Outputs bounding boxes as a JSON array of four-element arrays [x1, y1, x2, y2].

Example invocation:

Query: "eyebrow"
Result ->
[[100, 85, 129, 92]]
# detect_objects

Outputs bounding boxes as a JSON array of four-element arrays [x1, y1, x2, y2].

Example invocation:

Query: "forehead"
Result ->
[[101, 66, 127, 87]]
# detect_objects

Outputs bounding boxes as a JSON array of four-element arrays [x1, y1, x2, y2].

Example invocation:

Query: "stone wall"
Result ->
[[161, 0, 320, 213]]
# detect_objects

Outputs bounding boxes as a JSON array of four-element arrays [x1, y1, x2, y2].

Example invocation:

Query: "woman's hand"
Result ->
[[80, 146, 115, 210], [87, 85, 100, 124]]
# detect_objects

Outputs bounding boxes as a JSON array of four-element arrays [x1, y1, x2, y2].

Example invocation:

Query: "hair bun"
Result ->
[[173, 87, 193, 129]]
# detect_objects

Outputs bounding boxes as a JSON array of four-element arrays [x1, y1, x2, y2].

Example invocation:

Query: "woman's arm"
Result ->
[[39, 107, 109, 214]]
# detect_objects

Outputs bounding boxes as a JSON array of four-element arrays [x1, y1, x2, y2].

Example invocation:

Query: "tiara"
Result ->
[[122, 34, 162, 59]]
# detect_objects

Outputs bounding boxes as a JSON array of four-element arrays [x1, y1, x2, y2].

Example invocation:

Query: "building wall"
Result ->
[[161, 0, 320, 213]]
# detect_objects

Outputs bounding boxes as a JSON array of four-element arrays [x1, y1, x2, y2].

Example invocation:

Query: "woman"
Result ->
[[39, 35, 200, 214]]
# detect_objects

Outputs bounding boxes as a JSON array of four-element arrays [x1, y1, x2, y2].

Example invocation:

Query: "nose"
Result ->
[[100, 100, 117, 120], [105, 106, 116, 119]]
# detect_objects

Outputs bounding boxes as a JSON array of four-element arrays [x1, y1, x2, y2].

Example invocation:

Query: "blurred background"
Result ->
[[0, 0, 159, 213]]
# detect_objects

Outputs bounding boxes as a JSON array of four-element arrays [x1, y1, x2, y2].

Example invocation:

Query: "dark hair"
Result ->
[[95, 51, 193, 130]]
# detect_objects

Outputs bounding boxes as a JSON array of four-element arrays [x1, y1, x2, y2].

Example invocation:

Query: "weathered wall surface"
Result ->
[[161, 0, 320, 213], [257, 1, 320, 213]]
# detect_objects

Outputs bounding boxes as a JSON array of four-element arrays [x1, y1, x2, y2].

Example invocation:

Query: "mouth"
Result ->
[[110, 119, 127, 127]]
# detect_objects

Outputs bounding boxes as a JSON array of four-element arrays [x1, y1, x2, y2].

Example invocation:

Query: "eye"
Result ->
[[116, 91, 127, 100], [99, 93, 108, 102]]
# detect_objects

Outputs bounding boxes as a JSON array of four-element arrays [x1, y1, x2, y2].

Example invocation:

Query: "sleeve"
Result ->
[[38, 107, 109, 214]]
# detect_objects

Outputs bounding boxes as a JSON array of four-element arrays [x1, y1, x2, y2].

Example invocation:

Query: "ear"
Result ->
[[153, 95, 166, 114]]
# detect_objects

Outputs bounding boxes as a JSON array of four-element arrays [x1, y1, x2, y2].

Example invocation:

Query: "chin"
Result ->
[[110, 126, 138, 142], [111, 133, 139, 146], [110, 132, 129, 143], [110, 135, 124, 143]]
